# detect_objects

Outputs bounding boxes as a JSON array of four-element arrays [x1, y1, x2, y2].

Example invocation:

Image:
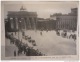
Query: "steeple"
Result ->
[[20, 6, 26, 11]]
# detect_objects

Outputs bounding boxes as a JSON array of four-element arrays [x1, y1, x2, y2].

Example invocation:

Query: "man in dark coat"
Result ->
[[14, 50, 16, 56]]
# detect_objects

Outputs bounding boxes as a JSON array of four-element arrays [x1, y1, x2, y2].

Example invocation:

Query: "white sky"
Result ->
[[2, 1, 78, 19]]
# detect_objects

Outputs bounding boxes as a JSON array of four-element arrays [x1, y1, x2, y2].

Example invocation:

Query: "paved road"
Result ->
[[24, 30, 76, 55], [5, 30, 76, 56]]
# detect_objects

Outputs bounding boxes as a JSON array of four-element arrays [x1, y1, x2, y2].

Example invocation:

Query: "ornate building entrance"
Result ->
[[6, 6, 37, 32]]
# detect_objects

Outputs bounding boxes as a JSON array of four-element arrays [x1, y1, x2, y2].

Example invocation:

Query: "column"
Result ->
[[24, 18, 27, 30], [10, 17, 14, 30], [33, 17, 37, 30], [29, 17, 31, 29], [15, 18, 19, 30]]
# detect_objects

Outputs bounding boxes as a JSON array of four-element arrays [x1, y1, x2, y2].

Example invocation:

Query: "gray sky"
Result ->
[[2, 1, 78, 19]]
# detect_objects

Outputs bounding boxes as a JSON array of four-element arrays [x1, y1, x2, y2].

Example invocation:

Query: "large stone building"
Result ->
[[50, 8, 78, 31], [5, 6, 37, 32]]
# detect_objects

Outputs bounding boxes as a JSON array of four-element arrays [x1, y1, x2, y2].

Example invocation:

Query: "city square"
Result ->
[[5, 30, 76, 57], [3, 1, 78, 57]]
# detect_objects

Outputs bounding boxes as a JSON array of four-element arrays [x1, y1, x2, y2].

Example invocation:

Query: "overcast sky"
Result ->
[[2, 1, 78, 19]]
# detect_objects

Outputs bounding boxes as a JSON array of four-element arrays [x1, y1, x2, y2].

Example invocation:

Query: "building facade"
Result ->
[[37, 18, 56, 30], [50, 8, 78, 31], [56, 15, 77, 30], [6, 6, 37, 32]]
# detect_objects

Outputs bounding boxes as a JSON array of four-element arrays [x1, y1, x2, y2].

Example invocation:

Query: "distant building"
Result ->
[[6, 6, 37, 32], [69, 8, 77, 16], [37, 18, 56, 30], [50, 8, 78, 31], [37, 18, 47, 30]]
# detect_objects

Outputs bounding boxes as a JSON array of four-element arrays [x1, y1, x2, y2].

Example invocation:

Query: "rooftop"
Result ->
[[7, 11, 37, 16]]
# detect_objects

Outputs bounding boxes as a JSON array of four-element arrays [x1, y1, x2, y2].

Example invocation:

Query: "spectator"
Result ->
[[40, 31, 42, 35], [14, 50, 16, 56]]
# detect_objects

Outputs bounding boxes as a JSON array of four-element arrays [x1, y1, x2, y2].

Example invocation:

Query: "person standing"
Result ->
[[14, 50, 16, 56], [40, 31, 42, 36], [27, 47, 31, 56], [15, 32, 16, 35]]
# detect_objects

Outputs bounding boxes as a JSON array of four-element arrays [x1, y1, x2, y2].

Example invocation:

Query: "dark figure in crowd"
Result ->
[[61, 32, 67, 38], [23, 45, 26, 54], [15, 32, 16, 35], [69, 34, 73, 39], [10, 38, 15, 44], [25, 47, 28, 56], [29, 47, 34, 56], [27, 47, 31, 56], [14, 50, 16, 56], [32, 42, 37, 46], [74, 34, 76, 41], [15, 39, 19, 47], [17, 46, 23, 55], [69, 34, 76, 41], [7, 33, 44, 56], [5, 32, 10, 39], [39, 52, 42, 56], [17, 50, 20, 56], [17, 47, 23, 56], [21, 39, 22, 42], [28, 39, 32, 43], [36, 49, 39, 56], [64, 32, 67, 37], [25, 36, 28, 40], [10, 39, 12, 44], [22, 31, 25, 36], [40, 31, 42, 36], [72, 34, 76, 41], [46, 29, 48, 32], [11, 33, 13, 36], [56, 31, 60, 36], [28, 36, 31, 39]]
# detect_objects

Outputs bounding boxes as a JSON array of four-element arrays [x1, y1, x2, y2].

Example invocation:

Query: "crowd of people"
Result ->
[[56, 30, 76, 41], [5, 32, 45, 56]]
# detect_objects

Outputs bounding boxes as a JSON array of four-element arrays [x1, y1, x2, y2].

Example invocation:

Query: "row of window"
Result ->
[[57, 24, 76, 29], [9, 17, 37, 21], [57, 21, 76, 25]]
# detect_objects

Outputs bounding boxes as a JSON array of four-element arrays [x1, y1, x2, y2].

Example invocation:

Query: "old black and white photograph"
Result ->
[[1, 1, 79, 60]]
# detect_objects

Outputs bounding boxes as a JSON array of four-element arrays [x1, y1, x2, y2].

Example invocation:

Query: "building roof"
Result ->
[[38, 18, 50, 21], [71, 8, 78, 10], [50, 8, 78, 17], [7, 11, 37, 17], [38, 18, 44, 20]]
